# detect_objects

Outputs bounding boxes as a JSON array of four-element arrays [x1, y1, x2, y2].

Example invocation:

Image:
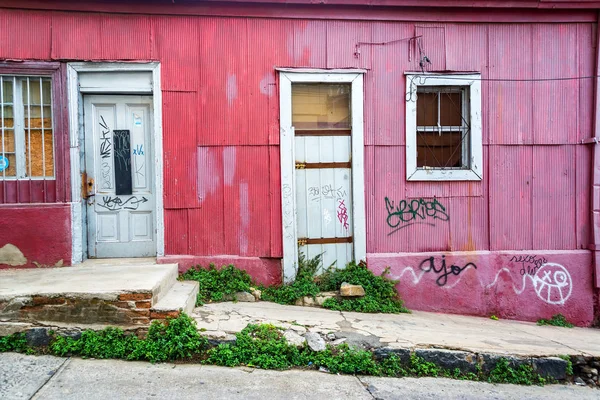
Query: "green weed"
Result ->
[[490, 315, 499, 321], [536, 314, 574, 328], [180, 264, 253, 305], [50, 313, 207, 363], [319, 263, 409, 314], [558, 355, 574, 376], [260, 253, 323, 305], [0, 333, 29, 353], [488, 358, 546, 386]]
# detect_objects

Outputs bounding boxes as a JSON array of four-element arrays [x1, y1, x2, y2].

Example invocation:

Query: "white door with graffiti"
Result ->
[[279, 72, 366, 282], [83, 95, 155, 258]]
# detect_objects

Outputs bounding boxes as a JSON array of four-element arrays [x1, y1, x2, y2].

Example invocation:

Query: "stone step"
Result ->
[[150, 281, 199, 320], [0, 263, 180, 326]]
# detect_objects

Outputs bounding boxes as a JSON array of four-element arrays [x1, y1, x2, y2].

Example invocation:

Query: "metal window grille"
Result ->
[[416, 86, 471, 170], [0, 76, 54, 179]]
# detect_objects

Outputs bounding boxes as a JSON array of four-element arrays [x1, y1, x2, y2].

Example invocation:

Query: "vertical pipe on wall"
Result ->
[[592, 13, 600, 294]]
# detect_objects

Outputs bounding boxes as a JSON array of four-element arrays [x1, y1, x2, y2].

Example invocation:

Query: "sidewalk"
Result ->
[[192, 302, 600, 357], [1, 353, 598, 400]]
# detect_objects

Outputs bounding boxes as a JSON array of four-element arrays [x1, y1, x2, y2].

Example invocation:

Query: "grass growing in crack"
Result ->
[[2, 321, 549, 386], [50, 313, 208, 363], [180, 264, 254, 305], [0, 333, 30, 353], [536, 314, 574, 328], [180, 254, 409, 314], [488, 358, 546, 386], [260, 253, 323, 305], [319, 262, 409, 314]]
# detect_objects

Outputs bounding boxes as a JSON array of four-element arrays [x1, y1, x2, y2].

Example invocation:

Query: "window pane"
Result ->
[[439, 91, 463, 126], [2, 105, 13, 128], [25, 106, 52, 129], [1, 153, 16, 177], [416, 131, 465, 168], [416, 92, 438, 126], [26, 130, 54, 177], [292, 83, 350, 129], [1, 78, 13, 104], [1, 129, 15, 153]]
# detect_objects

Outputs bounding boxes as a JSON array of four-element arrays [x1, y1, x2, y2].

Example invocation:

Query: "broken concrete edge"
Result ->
[[1, 321, 598, 387], [0, 291, 157, 303]]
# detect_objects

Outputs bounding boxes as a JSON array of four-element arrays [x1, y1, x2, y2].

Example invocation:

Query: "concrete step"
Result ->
[[150, 281, 199, 320], [0, 263, 180, 326]]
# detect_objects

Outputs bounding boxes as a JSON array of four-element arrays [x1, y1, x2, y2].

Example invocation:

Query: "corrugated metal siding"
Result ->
[[0, 9, 51, 59], [223, 146, 271, 256], [192, 146, 225, 255], [0, 10, 595, 260], [532, 24, 579, 145], [163, 91, 199, 209], [488, 24, 534, 145], [165, 209, 189, 254], [369, 22, 413, 146], [532, 146, 577, 249], [153, 16, 200, 91], [101, 14, 152, 60], [489, 146, 533, 250], [51, 12, 102, 60]]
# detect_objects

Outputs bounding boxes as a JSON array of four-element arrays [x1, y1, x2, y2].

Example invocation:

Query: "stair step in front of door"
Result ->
[[0, 263, 182, 327], [150, 281, 199, 320]]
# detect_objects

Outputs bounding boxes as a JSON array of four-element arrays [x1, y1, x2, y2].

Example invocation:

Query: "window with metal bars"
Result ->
[[416, 87, 470, 170], [0, 76, 54, 179], [405, 74, 482, 181]]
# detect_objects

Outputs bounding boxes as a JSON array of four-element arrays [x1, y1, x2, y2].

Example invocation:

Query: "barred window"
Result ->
[[0, 76, 54, 179], [405, 74, 482, 181]]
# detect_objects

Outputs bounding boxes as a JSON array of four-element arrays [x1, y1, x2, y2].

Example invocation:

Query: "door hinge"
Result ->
[[295, 162, 306, 169], [297, 238, 308, 246]]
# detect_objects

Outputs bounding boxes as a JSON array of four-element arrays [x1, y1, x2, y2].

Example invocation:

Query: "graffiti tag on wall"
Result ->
[[418, 256, 476, 287], [384, 197, 449, 235]]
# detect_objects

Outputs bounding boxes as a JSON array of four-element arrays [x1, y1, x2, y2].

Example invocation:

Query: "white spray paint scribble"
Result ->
[[396, 262, 572, 306], [323, 208, 332, 227]]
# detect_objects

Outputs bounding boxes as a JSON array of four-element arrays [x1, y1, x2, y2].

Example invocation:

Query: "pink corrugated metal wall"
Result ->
[[0, 8, 594, 259]]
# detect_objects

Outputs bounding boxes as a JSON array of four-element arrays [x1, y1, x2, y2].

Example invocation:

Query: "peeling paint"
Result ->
[[223, 147, 237, 186], [226, 74, 238, 106], [0, 244, 27, 266]]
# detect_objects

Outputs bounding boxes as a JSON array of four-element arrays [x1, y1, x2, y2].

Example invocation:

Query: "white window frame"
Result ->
[[278, 68, 366, 283], [405, 73, 482, 181]]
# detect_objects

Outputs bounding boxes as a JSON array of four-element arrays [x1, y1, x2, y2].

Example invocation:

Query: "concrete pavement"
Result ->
[[1, 353, 599, 400], [193, 302, 600, 357]]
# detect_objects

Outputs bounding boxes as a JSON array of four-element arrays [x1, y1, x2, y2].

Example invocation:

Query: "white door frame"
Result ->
[[278, 68, 366, 283], [67, 62, 164, 263]]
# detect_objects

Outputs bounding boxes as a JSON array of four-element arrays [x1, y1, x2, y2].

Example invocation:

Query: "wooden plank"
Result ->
[[295, 129, 351, 136], [301, 237, 353, 245], [298, 162, 351, 169]]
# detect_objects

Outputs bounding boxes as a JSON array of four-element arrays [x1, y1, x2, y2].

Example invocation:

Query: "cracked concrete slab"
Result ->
[[191, 302, 600, 357], [0, 353, 66, 400]]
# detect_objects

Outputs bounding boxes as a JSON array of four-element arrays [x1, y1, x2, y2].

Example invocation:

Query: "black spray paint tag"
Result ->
[[113, 130, 132, 195]]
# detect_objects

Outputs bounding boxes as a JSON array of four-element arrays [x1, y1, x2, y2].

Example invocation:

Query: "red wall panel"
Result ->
[[0, 9, 51, 59]]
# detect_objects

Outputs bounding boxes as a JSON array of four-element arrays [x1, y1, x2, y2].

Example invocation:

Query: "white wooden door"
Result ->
[[295, 136, 353, 272], [83, 95, 155, 258]]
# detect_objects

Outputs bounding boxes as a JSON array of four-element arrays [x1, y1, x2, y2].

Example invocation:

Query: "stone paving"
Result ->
[[192, 301, 600, 357]]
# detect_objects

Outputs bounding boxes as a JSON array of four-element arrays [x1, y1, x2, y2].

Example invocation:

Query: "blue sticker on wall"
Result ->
[[0, 156, 8, 172]]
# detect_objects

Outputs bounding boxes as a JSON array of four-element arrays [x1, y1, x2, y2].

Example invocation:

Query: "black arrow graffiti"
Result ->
[[97, 195, 149, 211]]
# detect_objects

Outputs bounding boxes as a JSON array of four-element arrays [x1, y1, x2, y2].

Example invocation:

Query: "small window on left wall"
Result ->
[[0, 76, 54, 179]]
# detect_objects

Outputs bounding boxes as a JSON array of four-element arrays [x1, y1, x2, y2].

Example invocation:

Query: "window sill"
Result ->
[[407, 168, 482, 181]]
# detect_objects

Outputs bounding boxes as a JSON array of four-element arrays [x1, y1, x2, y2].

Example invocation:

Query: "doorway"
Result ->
[[83, 95, 155, 258], [279, 70, 366, 283]]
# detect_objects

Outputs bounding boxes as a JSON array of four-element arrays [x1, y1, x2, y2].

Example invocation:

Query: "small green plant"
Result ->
[[0, 333, 29, 353], [206, 324, 303, 369], [50, 313, 207, 363], [408, 354, 440, 377], [320, 262, 409, 314], [559, 355, 574, 375], [488, 358, 546, 386], [490, 315, 499, 321], [537, 314, 574, 328], [180, 264, 254, 305], [260, 253, 323, 305]]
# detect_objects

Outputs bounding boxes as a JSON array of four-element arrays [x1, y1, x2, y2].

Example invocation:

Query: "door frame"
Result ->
[[67, 62, 164, 263], [278, 68, 366, 283]]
